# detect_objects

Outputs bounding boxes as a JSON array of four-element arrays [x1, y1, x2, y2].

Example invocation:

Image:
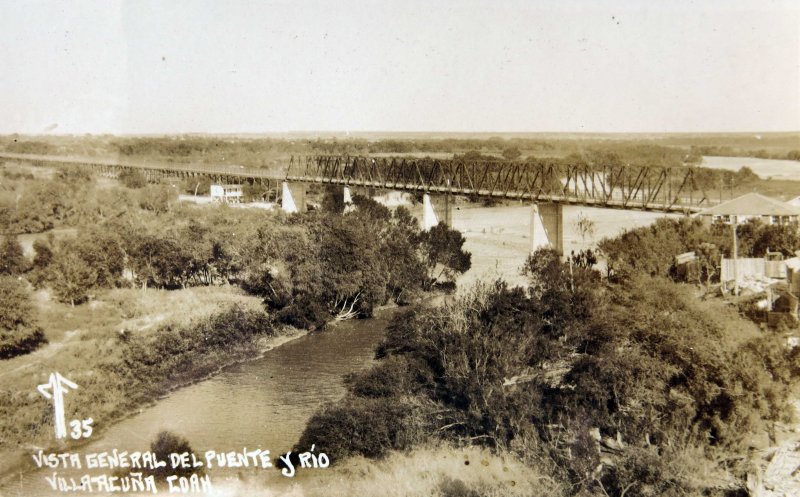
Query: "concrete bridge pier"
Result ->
[[343, 186, 355, 213], [422, 193, 439, 230], [281, 181, 306, 214], [530, 203, 564, 256]]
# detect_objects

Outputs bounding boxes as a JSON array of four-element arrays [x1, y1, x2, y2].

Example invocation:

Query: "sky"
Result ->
[[0, 0, 798, 135]]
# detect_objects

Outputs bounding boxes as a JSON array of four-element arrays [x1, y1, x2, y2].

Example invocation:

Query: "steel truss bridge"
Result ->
[[1, 152, 714, 213]]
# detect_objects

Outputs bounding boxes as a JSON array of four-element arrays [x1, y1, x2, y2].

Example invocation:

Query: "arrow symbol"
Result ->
[[37, 373, 78, 440]]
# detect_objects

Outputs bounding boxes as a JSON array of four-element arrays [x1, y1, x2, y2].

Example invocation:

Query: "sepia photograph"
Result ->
[[0, 1, 799, 496]]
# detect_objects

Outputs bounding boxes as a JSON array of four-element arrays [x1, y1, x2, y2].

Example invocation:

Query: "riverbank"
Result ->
[[0, 285, 304, 485], [0, 323, 308, 487], [1, 305, 407, 496], [0, 292, 414, 493]]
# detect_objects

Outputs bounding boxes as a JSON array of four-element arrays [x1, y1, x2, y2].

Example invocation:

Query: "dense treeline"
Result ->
[[1, 134, 706, 168], [2, 135, 796, 198], [691, 145, 800, 162], [295, 249, 798, 496], [0, 165, 179, 234], [0, 163, 473, 449], [21, 199, 468, 320], [0, 165, 471, 357]]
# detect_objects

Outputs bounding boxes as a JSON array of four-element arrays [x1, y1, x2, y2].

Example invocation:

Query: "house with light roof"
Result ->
[[697, 192, 800, 226]]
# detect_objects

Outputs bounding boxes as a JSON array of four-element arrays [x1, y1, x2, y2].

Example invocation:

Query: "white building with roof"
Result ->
[[210, 184, 243, 203], [698, 192, 800, 226]]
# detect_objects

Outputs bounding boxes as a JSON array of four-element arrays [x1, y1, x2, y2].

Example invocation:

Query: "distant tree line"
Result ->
[[691, 145, 800, 162]]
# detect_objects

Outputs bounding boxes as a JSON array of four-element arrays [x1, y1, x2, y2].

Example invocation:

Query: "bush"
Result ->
[[118, 168, 148, 189], [297, 256, 795, 493], [0, 276, 46, 358], [0, 237, 26, 275], [346, 355, 434, 399], [117, 305, 274, 400], [275, 295, 328, 330], [0, 327, 46, 359], [149, 431, 201, 478], [294, 396, 431, 462]]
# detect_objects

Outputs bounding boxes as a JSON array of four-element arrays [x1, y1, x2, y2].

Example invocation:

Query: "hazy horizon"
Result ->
[[4, 130, 800, 139], [1, 0, 798, 135]]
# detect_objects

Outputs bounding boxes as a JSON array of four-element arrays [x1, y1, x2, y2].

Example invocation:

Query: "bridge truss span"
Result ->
[[288, 155, 712, 213], [0, 152, 714, 213]]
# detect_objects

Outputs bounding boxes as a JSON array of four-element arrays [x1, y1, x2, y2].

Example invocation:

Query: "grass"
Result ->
[[218, 444, 564, 497], [0, 285, 282, 480], [298, 445, 562, 497]]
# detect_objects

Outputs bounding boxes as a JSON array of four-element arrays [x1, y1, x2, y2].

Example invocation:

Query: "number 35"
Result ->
[[69, 418, 93, 439]]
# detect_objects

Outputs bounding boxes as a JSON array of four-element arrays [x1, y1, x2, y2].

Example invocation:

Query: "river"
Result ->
[[1, 308, 398, 496], [701, 156, 800, 181]]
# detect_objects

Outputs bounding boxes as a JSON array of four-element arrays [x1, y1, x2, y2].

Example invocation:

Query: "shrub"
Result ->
[[298, 256, 795, 493], [294, 396, 432, 462], [149, 431, 201, 478], [0, 237, 26, 275], [118, 168, 147, 189], [275, 295, 328, 330], [0, 328, 46, 359], [0, 276, 46, 358], [346, 355, 434, 399]]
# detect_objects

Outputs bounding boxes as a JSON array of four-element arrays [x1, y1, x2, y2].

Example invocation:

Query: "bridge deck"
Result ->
[[1, 152, 714, 213]]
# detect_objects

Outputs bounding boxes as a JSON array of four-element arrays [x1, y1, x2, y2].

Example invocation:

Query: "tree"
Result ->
[[118, 168, 147, 189], [0, 276, 46, 358], [127, 234, 192, 289], [598, 217, 707, 279], [49, 251, 97, 306], [351, 194, 391, 221], [696, 242, 721, 285], [380, 209, 425, 304], [419, 223, 471, 288], [0, 276, 34, 330], [752, 223, 800, 257], [734, 166, 759, 186], [32, 239, 54, 269], [312, 214, 388, 318], [138, 185, 176, 214], [74, 229, 126, 287], [0, 237, 26, 275], [29, 238, 54, 288], [321, 185, 346, 214], [501, 146, 522, 161]]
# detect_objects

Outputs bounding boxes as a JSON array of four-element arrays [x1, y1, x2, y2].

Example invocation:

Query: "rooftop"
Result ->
[[700, 192, 800, 217]]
